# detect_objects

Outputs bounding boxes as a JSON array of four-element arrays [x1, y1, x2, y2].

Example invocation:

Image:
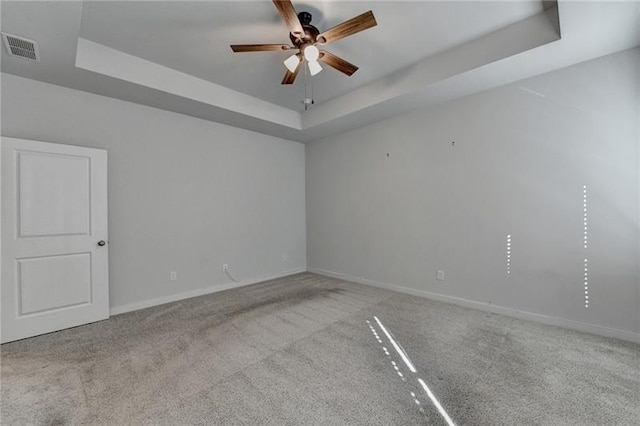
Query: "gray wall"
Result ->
[[1, 74, 306, 312], [3, 48, 639, 341], [307, 48, 640, 338]]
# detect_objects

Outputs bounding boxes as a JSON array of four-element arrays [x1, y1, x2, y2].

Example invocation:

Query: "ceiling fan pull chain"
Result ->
[[310, 74, 315, 107], [303, 63, 309, 111]]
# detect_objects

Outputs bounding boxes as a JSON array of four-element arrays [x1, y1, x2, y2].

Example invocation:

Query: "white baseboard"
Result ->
[[308, 268, 640, 344], [109, 267, 306, 316]]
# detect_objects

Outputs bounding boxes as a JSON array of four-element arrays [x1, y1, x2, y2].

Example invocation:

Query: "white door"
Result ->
[[1, 137, 109, 343]]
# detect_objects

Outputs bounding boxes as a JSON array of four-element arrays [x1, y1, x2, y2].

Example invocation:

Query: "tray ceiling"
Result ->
[[1, 1, 639, 142]]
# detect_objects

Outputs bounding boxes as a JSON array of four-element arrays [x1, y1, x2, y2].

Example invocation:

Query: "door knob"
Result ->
[[97, 240, 107, 247]]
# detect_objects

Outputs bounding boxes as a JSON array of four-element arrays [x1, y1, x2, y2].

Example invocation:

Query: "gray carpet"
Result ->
[[1, 272, 639, 425]]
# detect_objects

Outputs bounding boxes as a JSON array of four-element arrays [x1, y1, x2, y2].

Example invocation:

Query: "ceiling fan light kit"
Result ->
[[284, 53, 301, 73], [230, 0, 377, 86], [307, 58, 322, 76], [303, 45, 319, 61]]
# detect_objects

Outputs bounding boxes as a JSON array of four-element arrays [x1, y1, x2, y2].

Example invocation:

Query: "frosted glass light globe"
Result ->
[[303, 45, 320, 62]]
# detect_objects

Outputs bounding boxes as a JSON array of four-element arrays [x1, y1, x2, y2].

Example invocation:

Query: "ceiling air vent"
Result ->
[[2, 33, 39, 61]]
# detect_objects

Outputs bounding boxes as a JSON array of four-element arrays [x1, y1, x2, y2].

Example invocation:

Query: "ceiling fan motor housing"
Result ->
[[290, 12, 320, 46]]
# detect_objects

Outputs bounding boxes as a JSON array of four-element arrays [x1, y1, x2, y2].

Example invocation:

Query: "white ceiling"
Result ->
[[79, 1, 543, 110], [1, 1, 639, 142]]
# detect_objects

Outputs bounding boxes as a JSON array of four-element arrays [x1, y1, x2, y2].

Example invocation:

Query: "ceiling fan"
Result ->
[[230, 0, 377, 85]]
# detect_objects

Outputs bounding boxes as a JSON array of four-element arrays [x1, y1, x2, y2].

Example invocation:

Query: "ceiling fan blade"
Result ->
[[317, 11, 377, 44], [230, 44, 291, 52], [272, 0, 304, 37], [281, 60, 302, 84], [319, 51, 358, 76]]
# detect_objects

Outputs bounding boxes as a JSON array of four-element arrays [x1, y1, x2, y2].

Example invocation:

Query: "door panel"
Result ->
[[19, 151, 91, 237], [1, 137, 109, 343], [18, 253, 92, 315]]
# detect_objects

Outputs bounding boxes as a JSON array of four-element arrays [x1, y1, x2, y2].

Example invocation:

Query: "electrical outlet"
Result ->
[[169, 271, 177, 281], [282, 254, 288, 262], [436, 270, 445, 281], [222, 264, 229, 272]]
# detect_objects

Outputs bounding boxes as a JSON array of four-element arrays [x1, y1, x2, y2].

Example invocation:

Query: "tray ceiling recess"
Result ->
[[2, 1, 639, 142]]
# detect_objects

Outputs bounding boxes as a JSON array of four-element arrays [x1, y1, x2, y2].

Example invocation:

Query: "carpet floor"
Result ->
[[1, 272, 639, 425]]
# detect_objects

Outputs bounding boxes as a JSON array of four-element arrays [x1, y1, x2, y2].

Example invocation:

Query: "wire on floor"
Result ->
[[225, 268, 239, 283]]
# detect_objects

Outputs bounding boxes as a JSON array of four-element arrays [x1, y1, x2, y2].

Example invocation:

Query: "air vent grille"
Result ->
[[2, 33, 39, 61]]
